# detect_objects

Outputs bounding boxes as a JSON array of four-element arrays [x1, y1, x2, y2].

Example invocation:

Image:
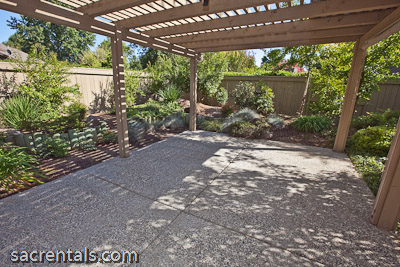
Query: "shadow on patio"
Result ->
[[0, 131, 398, 266]]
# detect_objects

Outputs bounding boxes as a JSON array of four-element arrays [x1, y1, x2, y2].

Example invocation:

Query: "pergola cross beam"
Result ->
[[142, 0, 400, 38]]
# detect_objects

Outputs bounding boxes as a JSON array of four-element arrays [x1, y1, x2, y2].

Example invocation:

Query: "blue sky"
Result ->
[[0, 9, 265, 65]]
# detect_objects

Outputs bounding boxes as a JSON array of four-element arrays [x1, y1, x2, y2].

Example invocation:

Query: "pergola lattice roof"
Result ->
[[1, 0, 399, 57]]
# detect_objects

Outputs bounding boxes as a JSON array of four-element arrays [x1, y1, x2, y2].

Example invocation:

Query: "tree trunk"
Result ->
[[298, 70, 311, 116]]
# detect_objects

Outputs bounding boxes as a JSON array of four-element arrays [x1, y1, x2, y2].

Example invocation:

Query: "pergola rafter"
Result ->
[[0, 0, 399, 231]]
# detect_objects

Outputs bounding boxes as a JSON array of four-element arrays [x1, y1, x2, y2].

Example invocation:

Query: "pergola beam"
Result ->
[[166, 11, 388, 45], [0, 0, 196, 58], [182, 26, 372, 50], [371, 117, 400, 230], [333, 41, 367, 152], [119, 0, 281, 29], [195, 36, 361, 53], [189, 57, 198, 131], [143, 0, 400, 38], [360, 7, 400, 48], [77, 0, 155, 17], [111, 25, 130, 158]]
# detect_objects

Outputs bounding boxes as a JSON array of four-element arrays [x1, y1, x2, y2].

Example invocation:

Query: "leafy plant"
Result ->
[[79, 139, 97, 151], [35, 102, 88, 135], [146, 53, 228, 99], [232, 81, 274, 115], [215, 87, 228, 105], [15, 44, 80, 116], [221, 103, 235, 118], [158, 85, 181, 103], [199, 119, 223, 133], [127, 100, 181, 122], [0, 94, 43, 131], [352, 109, 400, 130], [291, 115, 332, 133], [125, 71, 144, 107], [99, 130, 118, 144], [349, 154, 386, 196], [38, 137, 69, 159], [0, 146, 42, 191], [347, 126, 395, 157], [228, 121, 258, 138]]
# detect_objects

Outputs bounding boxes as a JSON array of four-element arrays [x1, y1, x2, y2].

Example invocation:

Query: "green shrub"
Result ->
[[352, 109, 400, 130], [125, 71, 144, 107], [232, 81, 274, 115], [291, 115, 332, 133], [158, 85, 181, 103], [228, 121, 258, 138], [349, 154, 385, 196], [37, 102, 88, 135], [0, 95, 43, 131], [99, 130, 118, 144], [16, 44, 80, 115], [127, 100, 181, 122], [347, 126, 395, 157], [221, 103, 235, 118], [199, 119, 223, 133], [215, 87, 228, 105], [0, 146, 42, 191], [38, 137, 69, 159], [222, 108, 260, 133]]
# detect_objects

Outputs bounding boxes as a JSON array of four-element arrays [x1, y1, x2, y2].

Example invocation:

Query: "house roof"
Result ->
[[0, 44, 28, 62], [0, 0, 399, 58]]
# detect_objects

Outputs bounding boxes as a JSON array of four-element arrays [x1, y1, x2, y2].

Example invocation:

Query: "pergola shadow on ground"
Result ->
[[0, 132, 398, 266], [1, 0, 399, 229]]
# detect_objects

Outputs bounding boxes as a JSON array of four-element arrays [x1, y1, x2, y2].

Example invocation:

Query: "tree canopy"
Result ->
[[6, 16, 95, 63], [264, 33, 400, 117]]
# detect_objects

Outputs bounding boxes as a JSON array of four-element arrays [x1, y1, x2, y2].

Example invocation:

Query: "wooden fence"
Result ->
[[1, 62, 399, 116]]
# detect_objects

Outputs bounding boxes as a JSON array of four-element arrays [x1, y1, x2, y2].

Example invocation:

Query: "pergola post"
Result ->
[[189, 57, 198, 131], [333, 41, 367, 152], [371, 117, 400, 230], [111, 26, 130, 158]]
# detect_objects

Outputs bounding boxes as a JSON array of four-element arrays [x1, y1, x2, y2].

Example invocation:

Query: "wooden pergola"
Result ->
[[1, 0, 399, 231]]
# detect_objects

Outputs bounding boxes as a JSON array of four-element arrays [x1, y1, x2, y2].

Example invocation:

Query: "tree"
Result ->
[[281, 33, 400, 117], [146, 52, 228, 99], [284, 45, 321, 115], [6, 16, 95, 63], [224, 51, 256, 72], [81, 38, 140, 69], [261, 49, 285, 71]]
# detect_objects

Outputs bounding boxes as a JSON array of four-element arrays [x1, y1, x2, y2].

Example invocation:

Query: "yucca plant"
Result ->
[[0, 95, 43, 131], [0, 146, 42, 191], [158, 85, 181, 103]]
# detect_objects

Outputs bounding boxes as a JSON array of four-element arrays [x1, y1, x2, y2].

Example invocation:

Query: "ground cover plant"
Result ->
[[347, 110, 399, 196], [198, 119, 223, 133]]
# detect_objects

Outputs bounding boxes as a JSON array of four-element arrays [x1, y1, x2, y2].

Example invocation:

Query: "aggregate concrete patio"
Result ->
[[1, 131, 399, 266]]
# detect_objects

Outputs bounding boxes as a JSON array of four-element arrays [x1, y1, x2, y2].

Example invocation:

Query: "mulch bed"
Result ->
[[271, 127, 333, 148]]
